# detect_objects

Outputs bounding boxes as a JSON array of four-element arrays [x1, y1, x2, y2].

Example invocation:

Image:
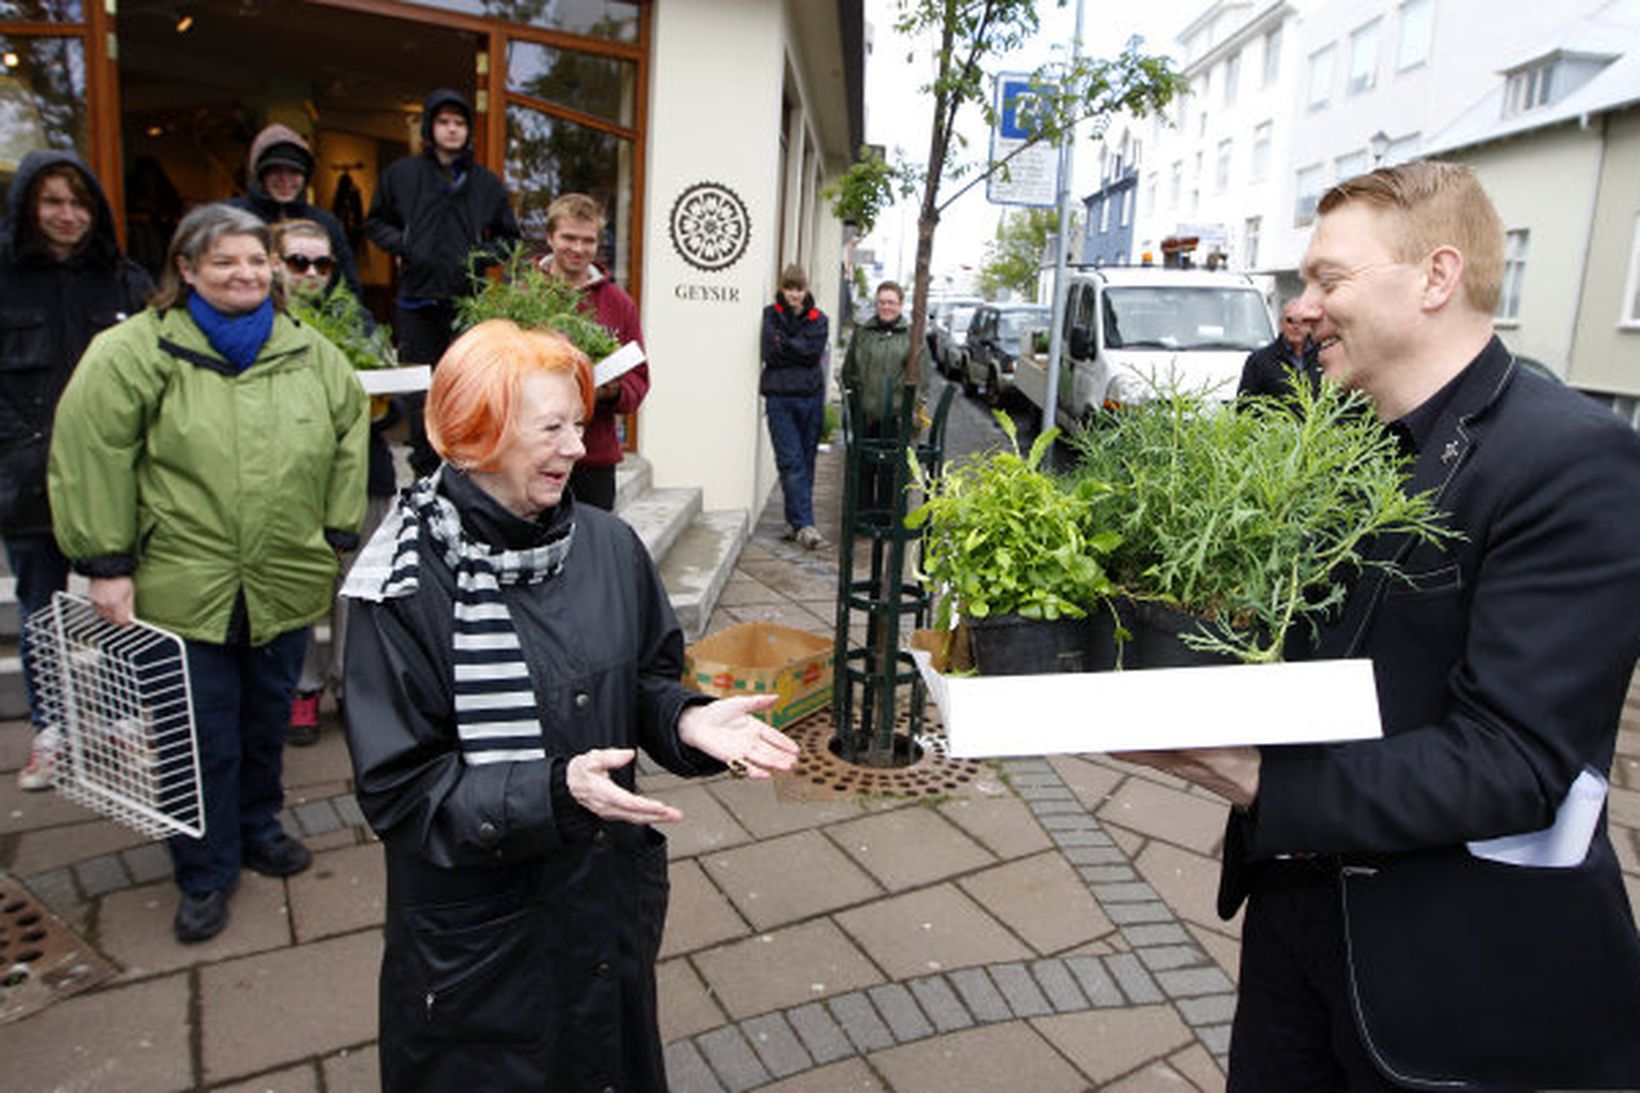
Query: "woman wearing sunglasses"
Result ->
[[271, 220, 402, 745]]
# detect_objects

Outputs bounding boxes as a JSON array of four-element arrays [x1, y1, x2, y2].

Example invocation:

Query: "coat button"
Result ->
[[478, 821, 497, 841], [593, 830, 608, 845], [594, 961, 611, 978], [574, 692, 590, 709]]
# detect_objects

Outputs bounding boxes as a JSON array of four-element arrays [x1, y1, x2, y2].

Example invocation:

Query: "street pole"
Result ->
[[1042, 0, 1084, 434]]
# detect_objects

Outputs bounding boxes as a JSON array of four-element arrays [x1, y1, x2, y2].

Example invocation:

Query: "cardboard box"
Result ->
[[684, 621, 834, 729], [907, 629, 1381, 758]]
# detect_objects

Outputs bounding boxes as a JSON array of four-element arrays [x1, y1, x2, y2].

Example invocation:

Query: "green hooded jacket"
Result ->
[[840, 313, 923, 429], [49, 306, 369, 645]]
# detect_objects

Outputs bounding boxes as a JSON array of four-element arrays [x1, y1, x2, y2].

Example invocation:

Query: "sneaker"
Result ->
[[287, 690, 321, 747], [781, 525, 799, 542], [174, 889, 231, 944], [242, 834, 312, 878], [16, 725, 61, 792], [795, 526, 826, 550]]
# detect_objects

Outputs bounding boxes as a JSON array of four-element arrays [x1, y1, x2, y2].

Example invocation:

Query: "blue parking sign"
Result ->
[[999, 78, 1042, 140]]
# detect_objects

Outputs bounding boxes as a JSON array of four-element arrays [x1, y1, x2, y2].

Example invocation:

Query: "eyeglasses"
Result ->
[[282, 254, 334, 276]]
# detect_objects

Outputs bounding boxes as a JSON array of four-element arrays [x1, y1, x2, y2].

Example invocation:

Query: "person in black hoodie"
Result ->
[[0, 150, 153, 790], [760, 264, 831, 549], [366, 89, 520, 475], [226, 124, 362, 300]]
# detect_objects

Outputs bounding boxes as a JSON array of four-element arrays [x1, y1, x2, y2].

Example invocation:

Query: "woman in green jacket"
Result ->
[[49, 203, 368, 943]]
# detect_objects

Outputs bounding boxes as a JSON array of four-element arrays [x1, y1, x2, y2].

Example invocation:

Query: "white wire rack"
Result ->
[[24, 593, 203, 841]]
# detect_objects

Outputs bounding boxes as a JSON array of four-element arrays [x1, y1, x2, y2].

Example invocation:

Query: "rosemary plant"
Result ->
[[1071, 374, 1457, 662], [907, 411, 1120, 629], [286, 286, 395, 372], [454, 244, 620, 362]]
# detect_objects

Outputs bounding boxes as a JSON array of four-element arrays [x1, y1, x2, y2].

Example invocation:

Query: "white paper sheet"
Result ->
[[594, 341, 646, 388], [357, 366, 431, 395]]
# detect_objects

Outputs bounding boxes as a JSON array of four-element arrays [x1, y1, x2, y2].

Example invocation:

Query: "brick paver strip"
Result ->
[[1178, 993, 1238, 1026], [1199, 1022, 1234, 1056], [1052, 829, 1118, 847], [294, 800, 342, 837], [1138, 944, 1210, 972], [1068, 846, 1130, 867], [1156, 966, 1235, 998], [696, 1025, 771, 1092], [1030, 958, 1088, 1013], [1065, 955, 1125, 1008], [1079, 863, 1139, 884], [1092, 881, 1161, 904], [1026, 798, 1086, 814], [738, 1013, 811, 1079], [949, 966, 1012, 1022], [1106, 900, 1176, 925], [907, 974, 975, 1033], [23, 867, 78, 915], [665, 1040, 727, 1093], [989, 961, 1054, 1017], [73, 854, 129, 898], [786, 1001, 853, 1064], [867, 982, 934, 1042], [1038, 813, 1103, 832], [827, 990, 894, 1052], [1121, 923, 1193, 948], [333, 793, 366, 828], [1106, 952, 1166, 1004], [122, 842, 172, 885]]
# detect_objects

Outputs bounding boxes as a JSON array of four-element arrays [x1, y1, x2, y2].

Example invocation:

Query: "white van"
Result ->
[[1014, 267, 1274, 431]]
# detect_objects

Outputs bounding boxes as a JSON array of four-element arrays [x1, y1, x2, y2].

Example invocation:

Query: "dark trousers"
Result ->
[[397, 301, 459, 477], [569, 462, 617, 511], [168, 628, 306, 895], [765, 394, 823, 530], [1229, 863, 1412, 1092], [4, 532, 70, 729]]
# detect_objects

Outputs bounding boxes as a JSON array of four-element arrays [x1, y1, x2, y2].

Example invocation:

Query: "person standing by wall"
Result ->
[[1125, 162, 1640, 1089], [535, 192, 647, 511], [0, 150, 153, 791], [760, 263, 829, 548], [226, 124, 361, 300], [366, 89, 519, 476]]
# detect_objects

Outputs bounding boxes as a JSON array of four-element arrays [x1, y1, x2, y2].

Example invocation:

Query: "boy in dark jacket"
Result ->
[[366, 89, 519, 474], [0, 150, 153, 790], [760, 264, 830, 547]]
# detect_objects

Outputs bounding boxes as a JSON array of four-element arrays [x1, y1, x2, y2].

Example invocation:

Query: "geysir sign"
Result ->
[[669, 180, 749, 302]]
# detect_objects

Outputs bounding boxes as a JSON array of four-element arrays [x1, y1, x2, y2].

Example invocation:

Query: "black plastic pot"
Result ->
[[1130, 600, 1239, 668], [966, 614, 1094, 675]]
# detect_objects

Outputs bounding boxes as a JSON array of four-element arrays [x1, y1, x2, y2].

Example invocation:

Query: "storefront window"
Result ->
[[0, 0, 82, 20], [505, 102, 632, 281], [411, 0, 639, 42], [508, 40, 635, 126], [0, 34, 88, 210]]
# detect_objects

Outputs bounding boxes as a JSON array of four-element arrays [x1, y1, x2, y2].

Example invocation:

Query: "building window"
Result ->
[[1251, 121, 1272, 180], [1245, 216, 1262, 269], [1497, 229, 1529, 322], [1335, 150, 1368, 182], [1505, 61, 1556, 116], [1397, 0, 1434, 71], [1264, 25, 1282, 86], [1308, 45, 1335, 110], [1348, 20, 1380, 95], [1170, 161, 1182, 207], [1099, 196, 1111, 233], [1147, 171, 1158, 214], [1216, 139, 1232, 191], [1295, 163, 1324, 225], [1620, 216, 1640, 327], [1225, 51, 1241, 106], [1121, 187, 1134, 228]]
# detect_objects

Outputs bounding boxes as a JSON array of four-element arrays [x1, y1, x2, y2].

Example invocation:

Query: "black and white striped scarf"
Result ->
[[341, 468, 574, 765]]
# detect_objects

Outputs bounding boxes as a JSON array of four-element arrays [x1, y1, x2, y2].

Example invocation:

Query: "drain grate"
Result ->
[[776, 704, 997, 801], [0, 874, 115, 1026]]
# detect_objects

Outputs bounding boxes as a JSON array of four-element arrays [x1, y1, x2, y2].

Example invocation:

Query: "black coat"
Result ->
[[1222, 337, 1640, 1088], [364, 90, 519, 302], [0, 150, 152, 534], [759, 292, 829, 397], [1236, 333, 1319, 401], [344, 481, 719, 1092]]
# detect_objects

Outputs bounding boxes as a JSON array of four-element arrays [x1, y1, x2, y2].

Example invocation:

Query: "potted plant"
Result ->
[[454, 244, 621, 361], [907, 411, 1123, 674], [1070, 374, 1456, 664]]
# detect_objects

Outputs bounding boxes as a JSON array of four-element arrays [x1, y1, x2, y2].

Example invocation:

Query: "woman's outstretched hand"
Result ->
[[678, 694, 801, 780]]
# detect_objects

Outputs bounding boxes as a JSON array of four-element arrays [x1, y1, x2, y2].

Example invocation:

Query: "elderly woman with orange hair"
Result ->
[[341, 319, 798, 1092]]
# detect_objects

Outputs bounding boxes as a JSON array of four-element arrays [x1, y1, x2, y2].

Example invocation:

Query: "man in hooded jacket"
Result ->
[[0, 150, 153, 790], [227, 124, 361, 299], [366, 89, 520, 475]]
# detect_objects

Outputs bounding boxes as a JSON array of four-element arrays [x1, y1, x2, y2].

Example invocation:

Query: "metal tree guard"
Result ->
[[831, 376, 956, 768]]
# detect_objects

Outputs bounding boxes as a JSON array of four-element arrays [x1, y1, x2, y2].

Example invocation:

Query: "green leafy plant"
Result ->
[[908, 410, 1120, 628], [287, 286, 395, 371], [454, 244, 620, 362], [1071, 373, 1458, 662]]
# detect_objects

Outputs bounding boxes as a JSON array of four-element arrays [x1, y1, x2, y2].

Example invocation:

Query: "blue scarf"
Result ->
[[187, 292, 274, 373]]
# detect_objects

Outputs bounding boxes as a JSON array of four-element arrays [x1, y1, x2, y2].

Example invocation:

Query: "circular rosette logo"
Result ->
[[669, 181, 751, 272]]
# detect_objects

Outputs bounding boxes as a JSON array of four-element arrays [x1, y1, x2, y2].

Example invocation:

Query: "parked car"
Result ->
[[962, 303, 1051, 405], [926, 297, 983, 377], [1012, 267, 1274, 430]]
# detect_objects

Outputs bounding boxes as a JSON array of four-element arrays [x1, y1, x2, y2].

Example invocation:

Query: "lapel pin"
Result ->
[[1441, 440, 1460, 465]]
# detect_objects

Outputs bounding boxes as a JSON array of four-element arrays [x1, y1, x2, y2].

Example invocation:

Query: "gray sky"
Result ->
[[861, 0, 1202, 289]]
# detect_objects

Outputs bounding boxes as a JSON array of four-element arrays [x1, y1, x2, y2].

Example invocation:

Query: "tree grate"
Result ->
[[0, 874, 114, 1026], [774, 705, 996, 801]]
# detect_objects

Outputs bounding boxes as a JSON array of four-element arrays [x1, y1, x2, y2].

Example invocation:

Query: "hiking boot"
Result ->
[[242, 834, 312, 878], [173, 889, 231, 943], [795, 526, 825, 550], [16, 725, 61, 792], [287, 690, 321, 747]]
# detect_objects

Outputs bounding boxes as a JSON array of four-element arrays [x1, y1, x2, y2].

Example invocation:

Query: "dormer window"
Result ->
[[1505, 61, 1554, 115], [1502, 52, 1613, 118]]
